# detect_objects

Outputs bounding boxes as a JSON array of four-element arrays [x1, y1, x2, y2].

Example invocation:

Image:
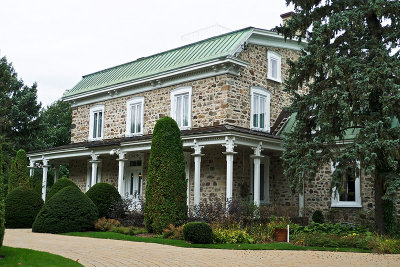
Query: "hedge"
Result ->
[[5, 187, 43, 228], [32, 186, 98, 233], [86, 182, 121, 218]]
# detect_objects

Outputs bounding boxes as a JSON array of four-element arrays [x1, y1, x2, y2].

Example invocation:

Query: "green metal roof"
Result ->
[[64, 27, 254, 98], [281, 113, 399, 140]]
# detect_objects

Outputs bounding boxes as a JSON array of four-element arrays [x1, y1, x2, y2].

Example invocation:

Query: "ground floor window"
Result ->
[[250, 156, 270, 204], [331, 161, 361, 207], [86, 162, 102, 191]]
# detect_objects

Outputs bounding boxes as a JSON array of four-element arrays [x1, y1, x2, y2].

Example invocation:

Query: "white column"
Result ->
[[184, 152, 191, 208], [42, 157, 50, 201], [116, 151, 127, 196], [54, 165, 60, 183], [28, 160, 35, 177], [251, 142, 263, 207], [89, 152, 100, 188], [298, 174, 305, 217], [191, 140, 204, 209], [222, 137, 237, 210]]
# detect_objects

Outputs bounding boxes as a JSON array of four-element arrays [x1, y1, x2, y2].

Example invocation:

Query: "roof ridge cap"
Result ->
[[81, 27, 256, 79]]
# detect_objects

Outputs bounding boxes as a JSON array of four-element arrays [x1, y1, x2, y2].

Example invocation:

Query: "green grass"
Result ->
[[63, 231, 371, 253], [0, 246, 82, 266]]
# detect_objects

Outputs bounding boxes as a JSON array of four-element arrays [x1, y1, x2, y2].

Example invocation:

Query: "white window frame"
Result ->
[[250, 156, 270, 204], [86, 161, 102, 192], [330, 161, 362, 208], [250, 87, 271, 132], [126, 97, 145, 137], [89, 105, 105, 141], [267, 51, 282, 83], [170, 86, 192, 130]]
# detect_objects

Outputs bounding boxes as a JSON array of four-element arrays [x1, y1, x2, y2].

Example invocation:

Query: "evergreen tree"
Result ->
[[36, 100, 72, 149], [144, 117, 187, 233], [8, 149, 29, 193], [277, 1, 400, 232], [0, 56, 41, 163], [0, 136, 5, 249]]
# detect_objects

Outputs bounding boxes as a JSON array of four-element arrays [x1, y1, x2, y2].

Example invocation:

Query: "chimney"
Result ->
[[280, 11, 295, 25]]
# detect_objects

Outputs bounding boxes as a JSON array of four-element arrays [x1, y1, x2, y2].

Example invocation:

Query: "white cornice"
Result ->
[[63, 58, 248, 107], [248, 29, 306, 51]]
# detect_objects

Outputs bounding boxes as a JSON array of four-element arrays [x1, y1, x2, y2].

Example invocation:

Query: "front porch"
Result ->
[[27, 126, 300, 214]]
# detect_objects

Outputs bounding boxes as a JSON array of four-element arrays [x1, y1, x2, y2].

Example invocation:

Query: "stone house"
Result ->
[[27, 15, 380, 223]]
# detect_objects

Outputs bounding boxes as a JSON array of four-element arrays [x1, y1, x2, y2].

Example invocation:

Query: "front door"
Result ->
[[124, 166, 143, 203]]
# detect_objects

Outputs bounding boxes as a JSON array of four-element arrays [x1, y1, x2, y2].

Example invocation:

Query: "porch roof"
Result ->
[[27, 124, 285, 161]]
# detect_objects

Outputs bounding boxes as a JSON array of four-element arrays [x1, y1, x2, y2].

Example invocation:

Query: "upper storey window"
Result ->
[[171, 86, 192, 130], [126, 97, 144, 136], [267, 51, 282, 83], [89, 105, 105, 141], [250, 87, 270, 132]]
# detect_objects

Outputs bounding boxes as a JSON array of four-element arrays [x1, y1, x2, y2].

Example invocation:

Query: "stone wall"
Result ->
[[70, 75, 231, 143], [303, 163, 376, 225], [227, 44, 303, 128]]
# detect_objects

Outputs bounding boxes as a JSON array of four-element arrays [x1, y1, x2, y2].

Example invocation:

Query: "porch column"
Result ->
[[299, 179, 305, 217], [251, 142, 263, 207], [54, 165, 60, 183], [89, 152, 100, 188], [191, 140, 204, 208], [116, 151, 127, 196], [42, 157, 50, 201], [28, 160, 35, 177], [222, 137, 237, 210]]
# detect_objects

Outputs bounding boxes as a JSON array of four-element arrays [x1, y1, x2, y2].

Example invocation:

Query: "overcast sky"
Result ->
[[1, 0, 292, 107]]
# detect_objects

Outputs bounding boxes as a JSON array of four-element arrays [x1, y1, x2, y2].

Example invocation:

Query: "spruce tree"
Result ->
[[8, 149, 29, 193], [0, 136, 5, 249], [277, 1, 400, 232], [144, 117, 187, 233]]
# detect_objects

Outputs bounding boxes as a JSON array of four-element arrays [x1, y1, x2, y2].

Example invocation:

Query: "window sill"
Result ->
[[125, 133, 143, 138], [250, 127, 270, 133], [88, 138, 103, 142], [267, 77, 282, 83], [331, 202, 362, 208], [179, 126, 191, 131]]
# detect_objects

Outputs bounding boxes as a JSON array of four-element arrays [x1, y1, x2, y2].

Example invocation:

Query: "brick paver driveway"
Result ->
[[4, 229, 400, 267]]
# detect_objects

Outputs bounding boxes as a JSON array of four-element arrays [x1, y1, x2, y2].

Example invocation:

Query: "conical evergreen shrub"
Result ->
[[144, 116, 187, 233], [8, 149, 29, 193], [32, 186, 98, 233], [46, 177, 79, 201]]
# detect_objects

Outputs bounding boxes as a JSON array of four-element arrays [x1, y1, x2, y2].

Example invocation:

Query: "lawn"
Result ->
[[0, 246, 82, 267], [63, 231, 370, 253]]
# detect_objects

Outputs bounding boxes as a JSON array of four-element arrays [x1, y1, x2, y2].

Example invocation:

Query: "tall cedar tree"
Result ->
[[144, 116, 187, 233], [0, 57, 41, 162], [0, 136, 5, 249], [277, 1, 400, 233], [37, 100, 72, 149], [8, 149, 29, 193]]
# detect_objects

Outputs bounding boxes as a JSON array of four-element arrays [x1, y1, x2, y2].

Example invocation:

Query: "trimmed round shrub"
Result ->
[[32, 186, 98, 233], [183, 222, 212, 244], [5, 187, 43, 228], [86, 183, 121, 218], [144, 116, 187, 233], [312, 210, 324, 224], [46, 177, 79, 201]]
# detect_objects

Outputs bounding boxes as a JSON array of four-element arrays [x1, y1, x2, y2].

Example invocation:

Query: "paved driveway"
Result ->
[[4, 229, 400, 267]]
